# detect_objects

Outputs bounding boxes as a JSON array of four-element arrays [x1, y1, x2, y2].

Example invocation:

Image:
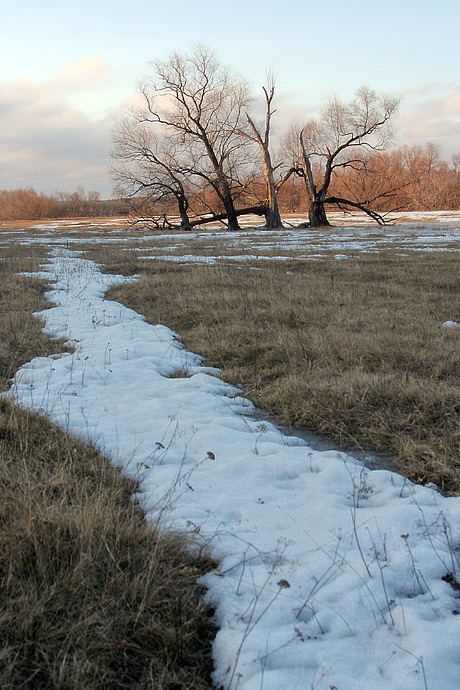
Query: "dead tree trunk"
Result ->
[[188, 204, 266, 228], [243, 79, 284, 229], [176, 193, 191, 231], [309, 193, 331, 227], [262, 147, 283, 228]]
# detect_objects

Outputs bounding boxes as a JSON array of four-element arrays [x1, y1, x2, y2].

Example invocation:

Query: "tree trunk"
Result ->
[[217, 171, 240, 231], [299, 134, 330, 227], [211, 169, 240, 231], [224, 199, 240, 232], [263, 150, 283, 229], [177, 195, 191, 231], [264, 204, 283, 229], [188, 204, 266, 228], [200, 130, 241, 232], [308, 195, 331, 227], [245, 86, 284, 230]]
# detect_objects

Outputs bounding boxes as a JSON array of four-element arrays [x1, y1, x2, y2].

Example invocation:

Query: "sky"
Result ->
[[1, 0, 459, 198]]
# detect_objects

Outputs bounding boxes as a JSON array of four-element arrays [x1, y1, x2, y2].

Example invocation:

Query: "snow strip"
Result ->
[[9, 248, 460, 690]]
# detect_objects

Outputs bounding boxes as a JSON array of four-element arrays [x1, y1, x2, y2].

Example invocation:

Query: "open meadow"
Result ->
[[2, 211, 460, 689]]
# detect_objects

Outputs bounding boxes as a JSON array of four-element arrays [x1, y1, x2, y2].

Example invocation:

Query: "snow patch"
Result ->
[[8, 247, 460, 690]]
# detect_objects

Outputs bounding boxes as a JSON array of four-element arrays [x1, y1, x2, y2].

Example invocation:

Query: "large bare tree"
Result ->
[[136, 46, 254, 232], [112, 53, 403, 230], [288, 87, 400, 226]]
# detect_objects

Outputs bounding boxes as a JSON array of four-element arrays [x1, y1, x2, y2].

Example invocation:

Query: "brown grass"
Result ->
[[0, 399, 216, 690], [0, 242, 217, 689], [0, 244, 72, 391], [104, 250, 460, 494]]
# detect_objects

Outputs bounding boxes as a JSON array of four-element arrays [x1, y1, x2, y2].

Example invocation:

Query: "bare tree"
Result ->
[[239, 73, 285, 229], [136, 46, 254, 231], [112, 53, 403, 229], [111, 118, 193, 230], [287, 87, 400, 226], [400, 142, 450, 211], [452, 153, 460, 175]]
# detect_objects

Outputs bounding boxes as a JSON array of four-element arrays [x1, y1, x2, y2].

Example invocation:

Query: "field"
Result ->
[[0, 238, 216, 689], [2, 211, 460, 689]]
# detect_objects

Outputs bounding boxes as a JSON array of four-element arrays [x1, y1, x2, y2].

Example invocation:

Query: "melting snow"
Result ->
[[8, 247, 460, 690]]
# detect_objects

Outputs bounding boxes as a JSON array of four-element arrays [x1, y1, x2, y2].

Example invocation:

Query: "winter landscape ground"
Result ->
[[3, 211, 460, 689]]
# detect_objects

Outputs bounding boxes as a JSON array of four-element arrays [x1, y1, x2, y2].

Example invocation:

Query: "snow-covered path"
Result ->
[[10, 248, 460, 690]]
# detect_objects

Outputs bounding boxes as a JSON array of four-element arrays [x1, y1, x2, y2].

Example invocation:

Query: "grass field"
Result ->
[[0, 240, 216, 689], [2, 213, 460, 688], [99, 243, 460, 494]]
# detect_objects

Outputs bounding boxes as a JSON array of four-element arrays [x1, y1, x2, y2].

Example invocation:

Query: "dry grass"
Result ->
[[104, 250, 460, 494], [0, 243, 217, 689], [4, 220, 460, 685], [0, 400, 216, 690], [0, 244, 72, 392]]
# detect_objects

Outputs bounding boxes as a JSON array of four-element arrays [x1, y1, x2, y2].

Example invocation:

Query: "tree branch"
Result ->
[[325, 196, 395, 225]]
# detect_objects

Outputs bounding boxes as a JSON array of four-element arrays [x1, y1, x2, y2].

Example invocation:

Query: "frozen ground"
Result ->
[[7, 239, 460, 690], [2, 211, 460, 265]]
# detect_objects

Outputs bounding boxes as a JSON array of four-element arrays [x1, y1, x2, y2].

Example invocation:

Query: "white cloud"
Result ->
[[402, 82, 457, 98], [0, 61, 116, 196], [443, 92, 460, 117], [394, 83, 460, 157], [49, 56, 114, 94]]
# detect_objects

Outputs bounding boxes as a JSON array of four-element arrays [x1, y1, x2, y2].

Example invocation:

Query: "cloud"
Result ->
[[443, 92, 460, 117], [49, 56, 114, 94], [394, 84, 460, 157], [402, 82, 457, 99], [0, 62, 116, 196]]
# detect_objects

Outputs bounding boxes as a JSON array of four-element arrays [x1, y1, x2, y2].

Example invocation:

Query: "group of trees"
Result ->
[[276, 142, 460, 215], [0, 187, 125, 221], [3, 48, 458, 227], [4, 141, 459, 223], [112, 45, 458, 230]]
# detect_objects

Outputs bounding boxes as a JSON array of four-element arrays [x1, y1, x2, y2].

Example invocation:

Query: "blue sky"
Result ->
[[1, 0, 459, 197]]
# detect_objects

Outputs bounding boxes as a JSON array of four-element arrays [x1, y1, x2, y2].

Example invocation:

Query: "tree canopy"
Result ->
[[111, 47, 459, 229]]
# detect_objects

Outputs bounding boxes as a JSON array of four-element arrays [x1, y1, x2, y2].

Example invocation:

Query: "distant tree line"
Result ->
[[0, 186, 128, 221], [2, 141, 459, 224], [111, 46, 460, 229]]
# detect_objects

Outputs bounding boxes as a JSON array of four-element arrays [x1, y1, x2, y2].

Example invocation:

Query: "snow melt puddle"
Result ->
[[9, 248, 460, 690]]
